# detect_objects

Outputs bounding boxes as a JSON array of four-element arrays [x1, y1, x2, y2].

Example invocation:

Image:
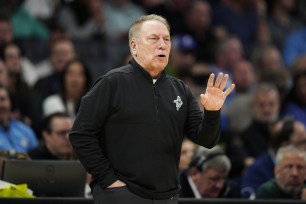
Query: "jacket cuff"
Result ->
[[98, 172, 118, 189], [203, 109, 221, 119]]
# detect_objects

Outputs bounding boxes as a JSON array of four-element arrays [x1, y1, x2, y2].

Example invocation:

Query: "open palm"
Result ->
[[200, 73, 235, 111]]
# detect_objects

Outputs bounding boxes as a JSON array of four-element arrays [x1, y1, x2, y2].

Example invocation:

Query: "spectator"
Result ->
[[1, 0, 50, 40], [179, 137, 196, 174], [0, 15, 13, 47], [242, 117, 306, 198], [56, 0, 105, 40], [256, 145, 306, 200], [282, 71, 306, 127], [226, 59, 256, 133], [167, 34, 197, 80], [0, 42, 39, 126], [252, 45, 285, 78], [212, 0, 259, 55], [34, 38, 76, 100], [267, 0, 303, 51], [240, 83, 280, 159], [104, 0, 145, 42], [0, 85, 37, 153], [290, 54, 306, 75], [213, 36, 244, 74], [28, 112, 74, 160], [179, 145, 241, 198], [0, 41, 38, 87], [42, 59, 92, 120], [182, 0, 217, 63]]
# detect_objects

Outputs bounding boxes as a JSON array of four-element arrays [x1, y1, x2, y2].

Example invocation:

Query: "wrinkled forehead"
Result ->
[[138, 20, 170, 36]]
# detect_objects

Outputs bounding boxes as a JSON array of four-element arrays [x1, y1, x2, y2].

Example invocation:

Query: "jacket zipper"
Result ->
[[153, 85, 160, 121]]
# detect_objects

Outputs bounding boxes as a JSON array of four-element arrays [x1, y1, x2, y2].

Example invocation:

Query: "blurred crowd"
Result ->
[[1, 0, 306, 200]]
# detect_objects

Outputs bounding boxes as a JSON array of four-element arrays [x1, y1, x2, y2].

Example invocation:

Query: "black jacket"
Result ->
[[69, 59, 221, 199]]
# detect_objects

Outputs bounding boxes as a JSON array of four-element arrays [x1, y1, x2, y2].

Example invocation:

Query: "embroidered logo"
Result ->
[[173, 96, 183, 111]]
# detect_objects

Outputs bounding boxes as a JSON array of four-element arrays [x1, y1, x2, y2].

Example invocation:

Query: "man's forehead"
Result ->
[[140, 20, 170, 35], [281, 153, 306, 163]]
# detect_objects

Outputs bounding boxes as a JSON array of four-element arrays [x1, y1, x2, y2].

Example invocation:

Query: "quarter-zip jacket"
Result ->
[[69, 59, 221, 199]]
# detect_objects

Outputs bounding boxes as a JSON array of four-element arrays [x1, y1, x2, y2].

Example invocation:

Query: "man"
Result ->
[[179, 146, 241, 198], [34, 38, 76, 100], [69, 14, 235, 204], [256, 145, 306, 200], [28, 112, 74, 160], [0, 85, 37, 153], [240, 83, 280, 161], [241, 117, 306, 198]]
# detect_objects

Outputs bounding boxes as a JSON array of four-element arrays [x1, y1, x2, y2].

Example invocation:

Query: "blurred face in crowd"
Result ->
[[231, 60, 255, 93], [295, 75, 306, 105], [65, 61, 87, 100], [0, 61, 9, 87], [3, 44, 22, 74], [0, 87, 11, 125], [290, 121, 306, 151], [261, 48, 284, 70], [253, 89, 280, 123], [43, 116, 73, 159], [130, 20, 171, 78], [192, 167, 227, 198], [179, 139, 196, 171], [275, 152, 306, 194], [277, 0, 296, 11], [50, 40, 76, 72], [185, 0, 211, 31], [0, 20, 12, 45]]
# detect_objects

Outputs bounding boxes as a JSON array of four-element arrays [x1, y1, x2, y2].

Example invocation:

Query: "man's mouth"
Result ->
[[158, 54, 166, 58]]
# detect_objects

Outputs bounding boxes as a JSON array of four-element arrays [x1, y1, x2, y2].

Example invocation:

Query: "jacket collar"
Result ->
[[129, 59, 166, 83]]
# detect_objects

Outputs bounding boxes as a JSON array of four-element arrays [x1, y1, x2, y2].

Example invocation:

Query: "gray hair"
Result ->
[[192, 146, 231, 174], [128, 14, 170, 44], [275, 145, 306, 165]]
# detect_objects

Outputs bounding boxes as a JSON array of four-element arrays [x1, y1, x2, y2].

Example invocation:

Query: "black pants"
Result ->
[[92, 185, 178, 204]]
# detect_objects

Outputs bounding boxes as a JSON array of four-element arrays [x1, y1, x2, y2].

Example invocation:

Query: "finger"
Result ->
[[224, 84, 235, 97], [214, 72, 223, 88], [207, 73, 215, 88], [200, 94, 207, 106], [219, 74, 229, 90]]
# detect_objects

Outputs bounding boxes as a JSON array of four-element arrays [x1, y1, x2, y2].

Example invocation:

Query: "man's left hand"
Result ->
[[200, 73, 235, 111]]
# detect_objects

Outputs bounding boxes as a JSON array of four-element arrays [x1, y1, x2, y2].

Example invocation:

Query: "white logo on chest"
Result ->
[[173, 96, 183, 111]]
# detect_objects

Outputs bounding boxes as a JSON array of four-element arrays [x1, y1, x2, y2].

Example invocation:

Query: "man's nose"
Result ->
[[290, 166, 299, 176], [158, 39, 167, 49]]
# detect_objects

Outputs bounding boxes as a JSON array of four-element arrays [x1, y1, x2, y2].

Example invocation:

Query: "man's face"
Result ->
[[50, 41, 75, 72], [290, 122, 306, 151], [179, 139, 195, 171], [44, 117, 73, 158], [0, 21, 12, 45], [192, 168, 227, 198], [253, 91, 280, 123], [64, 62, 87, 99], [0, 62, 9, 87], [0, 88, 11, 123], [130, 20, 171, 78], [4, 44, 21, 74], [275, 152, 306, 193]]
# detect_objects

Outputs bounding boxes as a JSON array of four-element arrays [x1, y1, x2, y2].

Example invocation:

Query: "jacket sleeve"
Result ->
[[184, 86, 221, 148], [69, 77, 117, 188]]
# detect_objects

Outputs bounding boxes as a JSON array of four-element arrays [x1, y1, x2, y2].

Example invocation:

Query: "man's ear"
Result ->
[[190, 167, 200, 177], [42, 130, 50, 141], [130, 39, 137, 56]]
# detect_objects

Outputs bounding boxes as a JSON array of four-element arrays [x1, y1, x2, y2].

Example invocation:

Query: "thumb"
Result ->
[[200, 94, 207, 107]]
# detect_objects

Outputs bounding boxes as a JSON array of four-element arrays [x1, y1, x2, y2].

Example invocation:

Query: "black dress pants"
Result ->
[[92, 185, 178, 204]]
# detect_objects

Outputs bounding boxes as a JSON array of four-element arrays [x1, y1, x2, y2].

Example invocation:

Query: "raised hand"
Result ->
[[200, 73, 235, 111]]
